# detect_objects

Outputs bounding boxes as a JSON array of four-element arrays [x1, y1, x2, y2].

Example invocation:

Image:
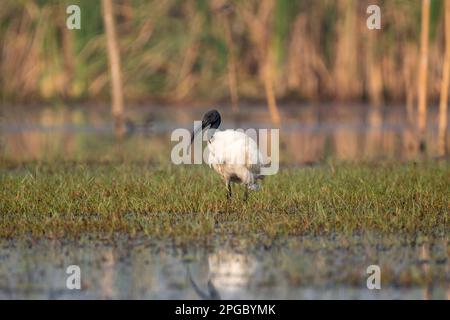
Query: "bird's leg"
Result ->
[[226, 180, 232, 200], [243, 187, 249, 202]]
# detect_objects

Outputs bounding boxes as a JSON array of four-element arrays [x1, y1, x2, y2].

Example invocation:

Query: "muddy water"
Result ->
[[0, 234, 448, 299], [1, 104, 449, 163]]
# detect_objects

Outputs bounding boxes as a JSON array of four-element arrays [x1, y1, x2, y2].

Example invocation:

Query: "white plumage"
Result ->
[[207, 130, 264, 187], [192, 110, 265, 200]]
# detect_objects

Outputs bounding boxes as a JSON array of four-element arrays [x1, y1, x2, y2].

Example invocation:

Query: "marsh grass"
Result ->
[[0, 161, 448, 241]]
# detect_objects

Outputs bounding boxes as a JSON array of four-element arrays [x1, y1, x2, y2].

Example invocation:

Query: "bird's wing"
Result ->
[[208, 130, 264, 172]]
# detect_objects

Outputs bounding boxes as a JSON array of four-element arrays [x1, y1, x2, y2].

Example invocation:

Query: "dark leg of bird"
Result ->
[[243, 187, 249, 202], [226, 182, 232, 200]]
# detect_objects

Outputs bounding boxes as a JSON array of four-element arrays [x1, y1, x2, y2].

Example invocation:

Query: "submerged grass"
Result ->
[[0, 161, 449, 241]]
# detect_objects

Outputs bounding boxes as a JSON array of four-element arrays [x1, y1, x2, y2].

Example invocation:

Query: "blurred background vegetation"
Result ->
[[0, 0, 445, 104], [1, 0, 449, 162]]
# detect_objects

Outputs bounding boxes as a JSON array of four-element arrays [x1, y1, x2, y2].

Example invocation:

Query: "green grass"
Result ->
[[0, 161, 449, 241]]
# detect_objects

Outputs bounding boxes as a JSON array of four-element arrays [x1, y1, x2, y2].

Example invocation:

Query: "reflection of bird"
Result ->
[[186, 265, 220, 300], [191, 110, 264, 200], [208, 250, 255, 290]]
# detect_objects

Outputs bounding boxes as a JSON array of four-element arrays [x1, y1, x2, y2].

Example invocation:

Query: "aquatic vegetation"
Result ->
[[0, 161, 448, 241]]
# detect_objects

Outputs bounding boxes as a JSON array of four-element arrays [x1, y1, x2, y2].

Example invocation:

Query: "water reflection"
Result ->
[[186, 253, 220, 300], [99, 248, 116, 299], [180, 250, 257, 300], [1, 104, 448, 163], [0, 235, 447, 300]]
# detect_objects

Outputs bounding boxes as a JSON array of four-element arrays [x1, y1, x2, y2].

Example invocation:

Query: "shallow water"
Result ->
[[1, 104, 449, 163], [0, 234, 448, 299], [1, 104, 449, 299]]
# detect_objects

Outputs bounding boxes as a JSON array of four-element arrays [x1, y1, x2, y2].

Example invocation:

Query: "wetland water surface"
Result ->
[[0, 234, 448, 299], [1, 104, 448, 299], [2, 103, 449, 163]]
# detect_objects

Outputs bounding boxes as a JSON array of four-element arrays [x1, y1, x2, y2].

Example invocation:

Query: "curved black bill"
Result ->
[[190, 122, 208, 146]]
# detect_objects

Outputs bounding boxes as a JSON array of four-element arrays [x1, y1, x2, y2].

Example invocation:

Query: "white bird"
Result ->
[[191, 110, 265, 200]]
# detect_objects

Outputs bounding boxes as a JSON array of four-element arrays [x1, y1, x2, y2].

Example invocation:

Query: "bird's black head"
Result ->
[[191, 109, 222, 144], [202, 109, 221, 130]]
